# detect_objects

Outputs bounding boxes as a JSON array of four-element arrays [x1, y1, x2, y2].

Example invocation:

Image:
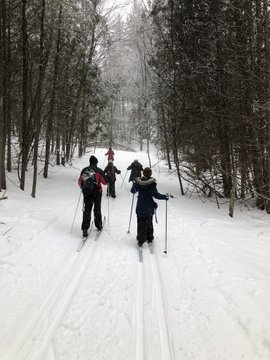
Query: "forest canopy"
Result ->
[[1, 0, 270, 217]]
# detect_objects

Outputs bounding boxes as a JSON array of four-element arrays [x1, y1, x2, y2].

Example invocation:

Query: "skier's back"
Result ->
[[131, 167, 168, 247], [78, 155, 107, 237], [127, 159, 143, 182], [104, 160, 121, 198], [105, 147, 114, 161]]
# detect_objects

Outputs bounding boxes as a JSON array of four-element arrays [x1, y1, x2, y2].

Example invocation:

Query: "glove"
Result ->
[[165, 193, 169, 200]]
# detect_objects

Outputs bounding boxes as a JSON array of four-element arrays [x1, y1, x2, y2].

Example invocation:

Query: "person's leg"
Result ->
[[137, 216, 147, 246], [108, 179, 112, 196], [93, 192, 103, 230], [111, 181, 116, 198], [81, 194, 94, 232], [146, 216, 154, 243]]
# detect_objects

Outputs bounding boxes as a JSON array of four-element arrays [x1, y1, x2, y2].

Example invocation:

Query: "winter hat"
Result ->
[[89, 155, 98, 165], [143, 167, 152, 178]]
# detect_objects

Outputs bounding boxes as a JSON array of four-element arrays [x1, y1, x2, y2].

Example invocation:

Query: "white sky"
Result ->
[[101, 0, 134, 21]]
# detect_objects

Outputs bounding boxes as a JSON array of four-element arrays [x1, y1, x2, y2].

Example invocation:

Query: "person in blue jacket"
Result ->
[[131, 167, 169, 247]]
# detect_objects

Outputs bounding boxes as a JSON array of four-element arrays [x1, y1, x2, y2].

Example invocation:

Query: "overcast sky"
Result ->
[[101, 0, 134, 21]]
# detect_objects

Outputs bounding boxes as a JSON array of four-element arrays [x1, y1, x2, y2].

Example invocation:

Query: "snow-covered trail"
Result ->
[[0, 147, 270, 360]]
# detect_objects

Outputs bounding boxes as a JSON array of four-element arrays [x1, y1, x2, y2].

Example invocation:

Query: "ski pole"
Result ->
[[70, 190, 82, 233], [120, 170, 128, 188], [107, 186, 110, 226], [164, 198, 168, 254], [127, 193, 135, 233], [154, 209, 158, 223]]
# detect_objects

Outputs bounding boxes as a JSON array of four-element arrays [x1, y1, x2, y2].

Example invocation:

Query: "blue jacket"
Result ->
[[131, 177, 167, 217]]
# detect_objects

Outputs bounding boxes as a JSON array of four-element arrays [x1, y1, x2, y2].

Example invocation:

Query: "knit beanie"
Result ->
[[143, 167, 152, 178], [89, 155, 98, 165]]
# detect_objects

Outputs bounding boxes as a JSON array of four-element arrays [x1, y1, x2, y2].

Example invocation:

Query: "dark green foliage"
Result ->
[[149, 0, 270, 210]]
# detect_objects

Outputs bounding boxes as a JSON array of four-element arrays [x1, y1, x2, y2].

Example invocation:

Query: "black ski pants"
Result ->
[[82, 192, 103, 231], [136, 216, 154, 246], [107, 179, 116, 198]]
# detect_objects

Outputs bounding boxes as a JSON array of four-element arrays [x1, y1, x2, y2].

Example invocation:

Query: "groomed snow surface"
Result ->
[[0, 148, 270, 360]]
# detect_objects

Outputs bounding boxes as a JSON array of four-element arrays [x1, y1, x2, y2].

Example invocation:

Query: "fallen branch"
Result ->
[[0, 191, 8, 201]]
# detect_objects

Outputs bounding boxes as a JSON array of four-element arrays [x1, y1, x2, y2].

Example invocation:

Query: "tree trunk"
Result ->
[[44, 4, 62, 178], [161, 102, 171, 169], [5, 0, 11, 173], [0, 0, 4, 191], [20, 0, 29, 191], [173, 141, 184, 195], [32, 0, 46, 197], [0, 0, 7, 190]]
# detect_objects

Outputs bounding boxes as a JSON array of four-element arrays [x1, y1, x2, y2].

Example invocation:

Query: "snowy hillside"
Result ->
[[0, 148, 270, 360]]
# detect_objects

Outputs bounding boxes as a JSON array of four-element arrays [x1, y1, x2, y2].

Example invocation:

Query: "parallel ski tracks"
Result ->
[[4, 229, 104, 360], [135, 245, 175, 360]]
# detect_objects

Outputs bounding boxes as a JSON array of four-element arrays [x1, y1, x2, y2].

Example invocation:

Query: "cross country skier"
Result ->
[[105, 147, 114, 161], [78, 155, 107, 237], [104, 160, 121, 198], [127, 159, 143, 182], [131, 167, 169, 247]]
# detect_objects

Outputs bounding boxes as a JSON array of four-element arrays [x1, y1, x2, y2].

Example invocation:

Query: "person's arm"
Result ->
[[78, 168, 85, 188], [115, 166, 121, 174], [152, 183, 168, 200], [96, 169, 108, 185], [127, 165, 132, 170], [131, 181, 138, 194]]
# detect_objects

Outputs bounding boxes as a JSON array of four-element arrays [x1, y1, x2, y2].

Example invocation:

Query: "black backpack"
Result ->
[[105, 165, 115, 181], [81, 167, 98, 194]]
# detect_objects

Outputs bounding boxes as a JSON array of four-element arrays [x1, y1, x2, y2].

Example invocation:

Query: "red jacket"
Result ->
[[78, 165, 107, 193], [105, 149, 114, 161]]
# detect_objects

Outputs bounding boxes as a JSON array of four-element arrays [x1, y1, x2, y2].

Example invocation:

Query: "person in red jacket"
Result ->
[[105, 147, 114, 161], [78, 155, 107, 237]]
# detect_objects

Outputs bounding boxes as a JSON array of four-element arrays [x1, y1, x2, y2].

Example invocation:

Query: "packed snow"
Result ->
[[0, 147, 270, 360]]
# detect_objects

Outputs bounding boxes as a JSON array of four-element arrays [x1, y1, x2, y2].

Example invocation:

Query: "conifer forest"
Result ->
[[1, 0, 270, 216]]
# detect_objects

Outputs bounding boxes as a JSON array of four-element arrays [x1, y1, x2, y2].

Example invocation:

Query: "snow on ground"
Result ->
[[0, 147, 270, 360]]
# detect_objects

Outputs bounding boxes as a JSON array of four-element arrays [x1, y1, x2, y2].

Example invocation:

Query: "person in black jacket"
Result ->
[[127, 159, 143, 182], [78, 155, 107, 236], [104, 160, 121, 198], [131, 167, 168, 247]]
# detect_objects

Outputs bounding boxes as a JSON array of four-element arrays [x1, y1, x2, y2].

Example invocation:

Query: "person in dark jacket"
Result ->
[[127, 159, 143, 182], [78, 155, 107, 236], [131, 167, 168, 247], [104, 160, 121, 198]]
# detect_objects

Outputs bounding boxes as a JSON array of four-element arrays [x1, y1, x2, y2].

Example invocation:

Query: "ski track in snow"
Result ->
[[162, 204, 270, 360], [3, 229, 104, 360], [1, 148, 270, 360], [134, 244, 175, 360]]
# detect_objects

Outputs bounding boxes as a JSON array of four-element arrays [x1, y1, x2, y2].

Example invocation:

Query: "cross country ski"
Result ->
[[138, 245, 143, 262], [77, 228, 92, 252], [94, 216, 106, 241]]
